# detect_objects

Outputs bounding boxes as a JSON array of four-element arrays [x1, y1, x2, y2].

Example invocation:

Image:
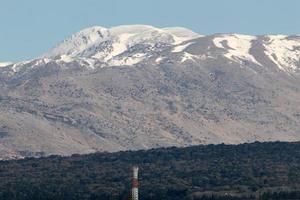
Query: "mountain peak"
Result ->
[[43, 25, 202, 60], [9, 25, 300, 73], [43, 26, 110, 58]]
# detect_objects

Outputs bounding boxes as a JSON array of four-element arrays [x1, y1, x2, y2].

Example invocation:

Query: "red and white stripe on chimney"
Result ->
[[132, 166, 139, 200]]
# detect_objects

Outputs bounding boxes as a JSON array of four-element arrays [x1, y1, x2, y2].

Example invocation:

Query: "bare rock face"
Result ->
[[1, 25, 300, 159]]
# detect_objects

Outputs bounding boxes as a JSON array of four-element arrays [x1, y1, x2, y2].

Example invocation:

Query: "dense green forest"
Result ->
[[1, 142, 300, 200]]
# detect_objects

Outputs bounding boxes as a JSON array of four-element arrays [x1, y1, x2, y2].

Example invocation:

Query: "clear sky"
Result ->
[[1, 0, 300, 62]]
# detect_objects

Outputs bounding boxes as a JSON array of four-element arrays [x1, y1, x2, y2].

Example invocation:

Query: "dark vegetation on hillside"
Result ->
[[1, 142, 300, 200]]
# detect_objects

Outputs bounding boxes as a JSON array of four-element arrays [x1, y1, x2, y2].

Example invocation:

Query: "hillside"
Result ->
[[1, 25, 300, 159], [1, 142, 300, 199]]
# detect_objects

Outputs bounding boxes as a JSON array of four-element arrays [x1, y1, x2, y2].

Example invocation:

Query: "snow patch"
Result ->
[[104, 33, 135, 61], [59, 55, 73, 63], [155, 57, 166, 64], [81, 58, 96, 69], [181, 52, 198, 62], [213, 34, 262, 66], [172, 42, 194, 53], [263, 35, 300, 72], [0, 62, 13, 67], [12, 60, 31, 72], [108, 53, 146, 66]]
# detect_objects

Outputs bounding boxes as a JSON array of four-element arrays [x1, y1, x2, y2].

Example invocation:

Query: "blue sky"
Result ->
[[1, 0, 300, 62]]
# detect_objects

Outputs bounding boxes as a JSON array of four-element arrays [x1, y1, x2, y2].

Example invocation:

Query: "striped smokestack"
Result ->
[[132, 166, 139, 200]]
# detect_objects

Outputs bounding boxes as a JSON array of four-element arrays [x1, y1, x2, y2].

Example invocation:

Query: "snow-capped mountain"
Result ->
[[9, 25, 300, 74], [7, 25, 299, 75], [1, 25, 300, 160], [42, 25, 201, 67]]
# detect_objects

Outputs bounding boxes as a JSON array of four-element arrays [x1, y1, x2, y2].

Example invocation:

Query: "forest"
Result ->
[[1, 142, 300, 200]]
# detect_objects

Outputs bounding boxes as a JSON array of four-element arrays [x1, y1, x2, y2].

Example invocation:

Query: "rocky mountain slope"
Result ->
[[0, 25, 300, 159]]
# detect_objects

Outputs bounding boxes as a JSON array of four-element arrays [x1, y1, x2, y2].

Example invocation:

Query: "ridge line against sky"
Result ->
[[1, 0, 300, 62]]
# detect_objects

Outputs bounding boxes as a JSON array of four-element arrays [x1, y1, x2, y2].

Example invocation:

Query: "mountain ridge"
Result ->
[[5, 25, 300, 74], [0, 25, 300, 160]]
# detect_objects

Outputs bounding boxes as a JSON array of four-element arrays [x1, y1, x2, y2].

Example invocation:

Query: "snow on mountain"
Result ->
[[172, 42, 195, 53], [43, 25, 202, 67], [263, 35, 300, 72], [162, 27, 202, 41], [5, 25, 300, 74], [43, 26, 110, 58], [213, 34, 262, 66], [2, 25, 300, 160], [181, 52, 198, 62], [0, 62, 13, 67]]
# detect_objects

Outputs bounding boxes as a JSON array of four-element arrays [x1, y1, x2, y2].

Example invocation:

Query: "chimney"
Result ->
[[132, 166, 139, 200]]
